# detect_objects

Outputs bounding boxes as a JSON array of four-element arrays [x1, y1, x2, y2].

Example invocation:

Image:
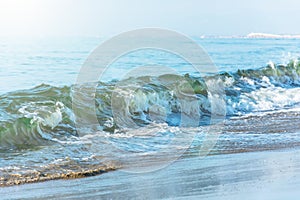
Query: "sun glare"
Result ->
[[0, 0, 48, 35]]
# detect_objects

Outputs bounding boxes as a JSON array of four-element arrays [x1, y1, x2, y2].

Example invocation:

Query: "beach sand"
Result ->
[[1, 148, 300, 200]]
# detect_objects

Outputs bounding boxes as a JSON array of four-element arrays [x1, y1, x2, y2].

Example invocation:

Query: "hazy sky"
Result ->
[[0, 0, 300, 37]]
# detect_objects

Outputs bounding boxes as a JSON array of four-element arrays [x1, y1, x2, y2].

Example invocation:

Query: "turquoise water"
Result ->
[[1, 36, 300, 186], [1, 37, 300, 93]]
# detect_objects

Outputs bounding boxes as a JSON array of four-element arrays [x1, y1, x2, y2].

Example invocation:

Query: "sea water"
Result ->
[[1, 36, 300, 186]]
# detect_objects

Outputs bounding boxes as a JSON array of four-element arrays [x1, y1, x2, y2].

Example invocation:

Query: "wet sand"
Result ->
[[1, 147, 300, 199]]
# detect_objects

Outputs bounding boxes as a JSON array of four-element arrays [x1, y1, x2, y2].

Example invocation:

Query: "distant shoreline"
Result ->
[[199, 32, 300, 39]]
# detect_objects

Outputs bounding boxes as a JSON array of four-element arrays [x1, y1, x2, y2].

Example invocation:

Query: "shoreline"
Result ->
[[0, 163, 118, 187], [1, 144, 299, 188], [2, 147, 300, 199]]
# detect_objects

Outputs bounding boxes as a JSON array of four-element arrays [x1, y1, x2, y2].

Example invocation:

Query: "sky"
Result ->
[[0, 0, 300, 37]]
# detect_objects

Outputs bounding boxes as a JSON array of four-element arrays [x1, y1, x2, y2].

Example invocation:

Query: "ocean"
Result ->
[[1, 35, 300, 199]]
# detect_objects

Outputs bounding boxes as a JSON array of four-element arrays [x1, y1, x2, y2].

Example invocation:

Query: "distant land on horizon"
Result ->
[[199, 33, 300, 39]]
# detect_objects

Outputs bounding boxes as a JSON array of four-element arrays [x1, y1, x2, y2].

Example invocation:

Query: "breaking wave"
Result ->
[[1, 59, 300, 149]]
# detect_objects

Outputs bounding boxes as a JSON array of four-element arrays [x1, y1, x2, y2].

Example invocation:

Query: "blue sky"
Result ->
[[0, 0, 300, 36]]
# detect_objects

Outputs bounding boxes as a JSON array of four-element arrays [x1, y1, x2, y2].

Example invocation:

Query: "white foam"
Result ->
[[229, 87, 300, 114], [18, 101, 64, 129]]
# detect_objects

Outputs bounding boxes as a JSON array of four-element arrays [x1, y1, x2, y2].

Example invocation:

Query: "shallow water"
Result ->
[[2, 148, 300, 199]]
